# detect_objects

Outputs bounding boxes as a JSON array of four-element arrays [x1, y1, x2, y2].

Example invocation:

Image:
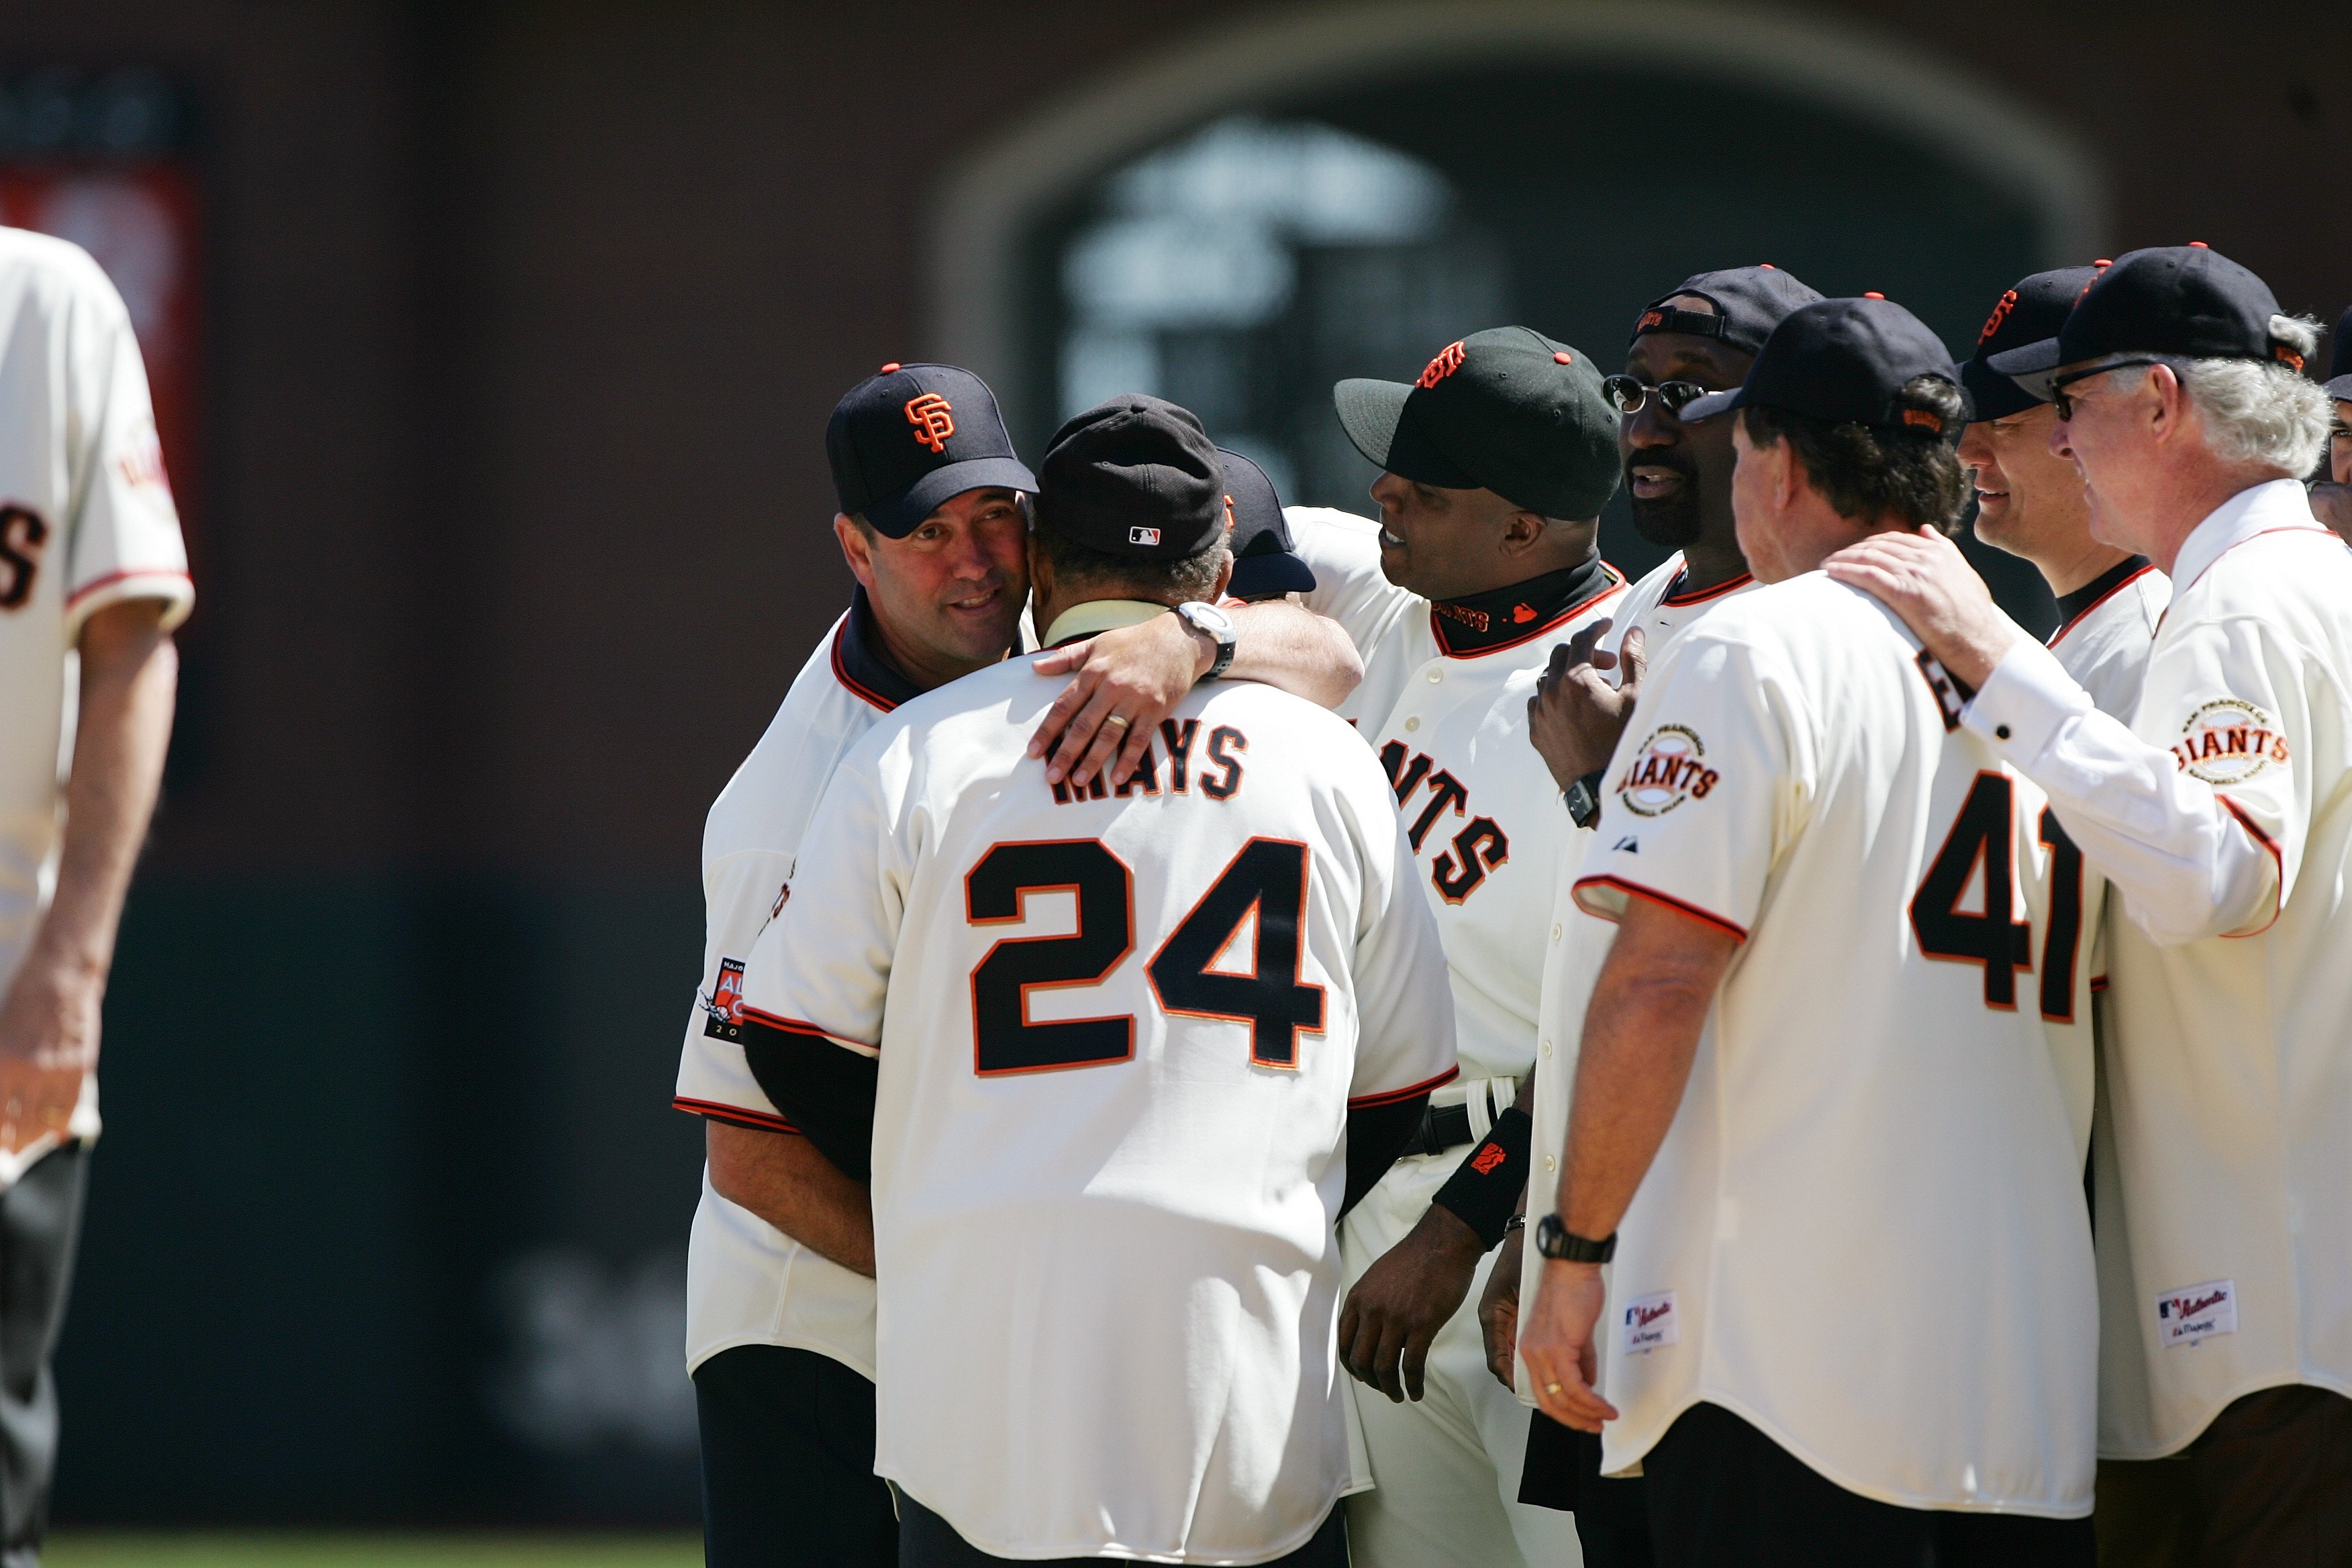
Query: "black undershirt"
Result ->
[[1428, 554, 1612, 655], [2049, 556, 2151, 644]]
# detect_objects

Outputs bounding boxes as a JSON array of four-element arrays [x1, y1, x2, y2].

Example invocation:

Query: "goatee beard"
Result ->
[[1630, 489, 1704, 548]]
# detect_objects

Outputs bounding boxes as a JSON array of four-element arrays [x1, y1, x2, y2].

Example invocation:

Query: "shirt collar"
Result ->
[[2168, 478, 2329, 594], [833, 584, 927, 712], [1042, 599, 1171, 649], [2049, 554, 2152, 640], [1427, 554, 1616, 657]]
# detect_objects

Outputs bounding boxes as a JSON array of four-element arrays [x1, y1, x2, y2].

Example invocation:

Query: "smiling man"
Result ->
[[677, 363, 1362, 1568], [1285, 327, 1624, 1568]]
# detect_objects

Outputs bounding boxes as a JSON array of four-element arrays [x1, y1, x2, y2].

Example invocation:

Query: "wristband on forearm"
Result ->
[[1430, 1106, 1532, 1250]]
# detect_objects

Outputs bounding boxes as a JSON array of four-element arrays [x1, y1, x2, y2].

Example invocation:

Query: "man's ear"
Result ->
[[2147, 363, 2187, 446], [833, 513, 877, 590], [1499, 508, 1549, 558], [1767, 440, 1807, 517], [1210, 547, 1234, 603], [1025, 532, 1055, 605]]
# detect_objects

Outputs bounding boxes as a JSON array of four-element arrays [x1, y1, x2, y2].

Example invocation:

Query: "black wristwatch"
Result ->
[[1563, 771, 1603, 830], [1534, 1213, 1616, 1263], [1175, 601, 1237, 681]]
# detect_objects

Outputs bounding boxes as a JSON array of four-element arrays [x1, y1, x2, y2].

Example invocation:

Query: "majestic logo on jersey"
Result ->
[[905, 393, 956, 453], [2171, 698, 2287, 785], [1379, 740, 1509, 903], [2155, 1277, 2237, 1348], [701, 957, 748, 1039], [1615, 726, 1718, 817], [1621, 1289, 1678, 1355], [0, 504, 48, 611], [1415, 340, 1467, 389]]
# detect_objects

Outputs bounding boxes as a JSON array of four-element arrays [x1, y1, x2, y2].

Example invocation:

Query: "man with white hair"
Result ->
[[1828, 244, 2352, 1565]]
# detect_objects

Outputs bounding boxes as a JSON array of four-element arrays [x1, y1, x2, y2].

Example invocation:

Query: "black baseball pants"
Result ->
[[0, 1144, 86, 1568], [694, 1342, 897, 1568]]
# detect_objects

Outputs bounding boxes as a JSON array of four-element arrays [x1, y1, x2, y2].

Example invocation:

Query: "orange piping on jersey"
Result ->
[[829, 616, 902, 713], [1658, 569, 1753, 608], [2048, 562, 2158, 649], [2216, 795, 2284, 938], [1429, 562, 1628, 658], [1349, 1064, 1461, 1110], [1570, 873, 1749, 942], [672, 1095, 798, 1135], [63, 565, 192, 607]]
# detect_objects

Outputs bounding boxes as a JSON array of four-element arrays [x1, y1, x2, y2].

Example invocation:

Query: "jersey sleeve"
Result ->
[[672, 846, 796, 1132], [59, 254, 191, 640], [1344, 793, 1460, 1106], [1571, 631, 1795, 941], [1284, 506, 1418, 654], [734, 742, 911, 1175], [1964, 624, 2284, 943]]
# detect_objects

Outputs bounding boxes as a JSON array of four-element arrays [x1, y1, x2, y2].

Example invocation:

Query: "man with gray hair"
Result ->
[[1828, 244, 2352, 1565]]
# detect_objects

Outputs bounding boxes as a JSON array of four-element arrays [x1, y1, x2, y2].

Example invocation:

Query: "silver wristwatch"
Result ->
[[1175, 601, 1237, 681]]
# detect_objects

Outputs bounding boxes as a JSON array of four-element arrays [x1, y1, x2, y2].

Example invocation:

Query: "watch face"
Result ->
[[1184, 601, 1235, 638]]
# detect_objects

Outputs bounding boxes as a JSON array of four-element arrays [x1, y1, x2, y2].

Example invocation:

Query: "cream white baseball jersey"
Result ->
[[1560, 571, 2098, 1516], [738, 628, 1457, 1565], [0, 227, 192, 1189], [1285, 506, 1627, 1083], [2047, 557, 2168, 718], [1965, 480, 2352, 1459], [1518, 552, 1758, 1395], [673, 587, 922, 1379]]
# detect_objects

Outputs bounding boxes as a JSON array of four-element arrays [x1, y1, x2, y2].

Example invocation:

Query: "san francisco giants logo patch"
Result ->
[[2172, 698, 2287, 785], [1616, 724, 1718, 817], [905, 393, 956, 453], [1416, 340, 1466, 389]]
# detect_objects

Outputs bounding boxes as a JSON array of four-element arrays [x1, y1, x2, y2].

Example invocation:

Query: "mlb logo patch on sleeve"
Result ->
[[702, 957, 747, 1040], [1622, 1290, 1678, 1355], [2155, 1279, 2236, 1348]]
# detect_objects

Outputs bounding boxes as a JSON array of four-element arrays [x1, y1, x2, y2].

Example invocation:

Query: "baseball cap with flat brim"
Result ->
[[1333, 326, 1620, 520], [826, 362, 1037, 538], [1679, 296, 1965, 434], [1216, 448, 1315, 600], [1987, 244, 2302, 401]]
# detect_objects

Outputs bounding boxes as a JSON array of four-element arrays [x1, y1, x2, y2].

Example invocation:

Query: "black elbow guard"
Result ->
[[1430, 1106, 1532, 1250]]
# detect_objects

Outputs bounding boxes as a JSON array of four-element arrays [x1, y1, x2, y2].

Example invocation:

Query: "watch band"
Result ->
[[1563, 775, 1601, 830], [1534, 1213, 1616, 1263], [1177, 601, 1236, 680]]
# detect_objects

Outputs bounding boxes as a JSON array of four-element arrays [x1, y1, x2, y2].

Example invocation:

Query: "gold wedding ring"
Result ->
[[1544, 1382, 1563, 1395], [1103, 714, 1131, 730]]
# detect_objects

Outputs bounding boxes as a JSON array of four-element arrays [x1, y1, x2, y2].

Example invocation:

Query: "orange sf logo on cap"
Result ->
[[1416, 341, 1467, 389], [905, 393, 955, 453], [1978, 289, 2018, 344]]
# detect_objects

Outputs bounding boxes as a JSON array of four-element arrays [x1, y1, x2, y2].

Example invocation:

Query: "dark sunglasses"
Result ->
[[1602, 375, 1716, 417], [2049, 358, 2170, 421]]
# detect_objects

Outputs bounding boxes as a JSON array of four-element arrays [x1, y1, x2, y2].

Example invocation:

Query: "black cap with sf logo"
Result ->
[[825, 362, 1037, 538], [1987, 244, 2306, 400], [1681, 297, 1965, 434], [1036, 396, 1228, 560]]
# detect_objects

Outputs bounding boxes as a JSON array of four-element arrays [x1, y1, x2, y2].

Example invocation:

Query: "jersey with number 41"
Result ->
[[738, 645, 1457, 1565], [1569, 571, 2096, 1517]]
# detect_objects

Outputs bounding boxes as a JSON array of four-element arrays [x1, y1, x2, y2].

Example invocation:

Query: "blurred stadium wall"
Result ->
[[0, 0, 2339, 1528]]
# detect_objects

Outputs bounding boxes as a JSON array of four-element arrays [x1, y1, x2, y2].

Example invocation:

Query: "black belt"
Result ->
[[1400, 1101, 1475, 1158]]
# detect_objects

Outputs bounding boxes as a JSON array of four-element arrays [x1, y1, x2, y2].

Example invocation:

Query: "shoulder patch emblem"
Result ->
[[701, 957, 747, 1039], [2171, 699, 2286, 785], [1615, 725, 1718, 817]]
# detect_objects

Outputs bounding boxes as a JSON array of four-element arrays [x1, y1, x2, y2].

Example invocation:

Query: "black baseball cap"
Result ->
[[2325, 305, 2352, 401], [1333, 327, 1620, 520], [826, 362, 1036, 538], [1631, 264, 1826, 356], [1217, 448, 1314, 600], [1036, 396, 1225, 560], [1681, 297, 1965, 435], [1987, 244, 2306, 399], [1963, 266, 2104, 421]]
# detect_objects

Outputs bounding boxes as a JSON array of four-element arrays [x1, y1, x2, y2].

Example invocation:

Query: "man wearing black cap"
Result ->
[[733, 394, 1459, 1567], [676, 366, 1360, 1568], [1830, 246, 2352, 1566], [2315, 304, 2352, 541], [1489, 264, 1821, 1563], [1284, 326, 1624, 1568], [1521, 296, 2100, 1564]]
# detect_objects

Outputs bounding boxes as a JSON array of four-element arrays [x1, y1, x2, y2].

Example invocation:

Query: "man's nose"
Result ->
[[1625, 403, 1679, 449]]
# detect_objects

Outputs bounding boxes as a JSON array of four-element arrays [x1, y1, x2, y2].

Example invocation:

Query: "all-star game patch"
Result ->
[[702, 957, 748, 1040]]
